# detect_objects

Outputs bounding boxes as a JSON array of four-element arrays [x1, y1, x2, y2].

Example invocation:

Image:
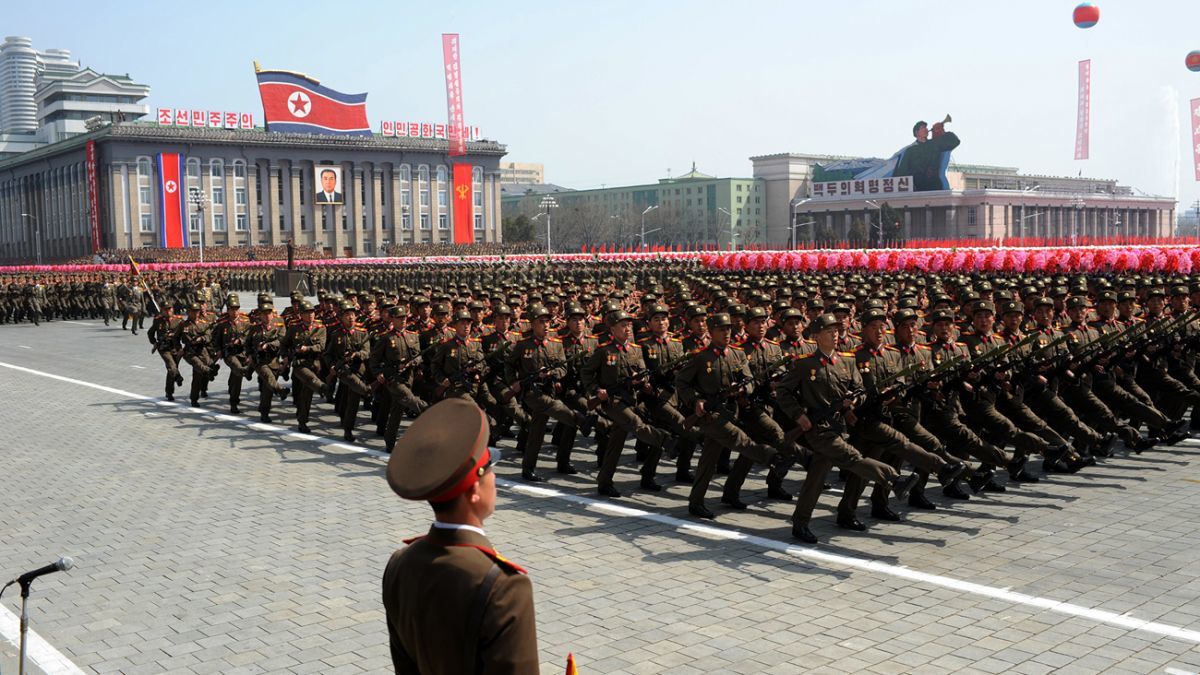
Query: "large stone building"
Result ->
[[752, 153, 1176, 246], [499, 161, 544, 185], [0, 122, 507, 263], [501, 164, 765, 249]]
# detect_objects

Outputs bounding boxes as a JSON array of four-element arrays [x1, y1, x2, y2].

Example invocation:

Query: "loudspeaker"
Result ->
[[273, 269, 311, 297]]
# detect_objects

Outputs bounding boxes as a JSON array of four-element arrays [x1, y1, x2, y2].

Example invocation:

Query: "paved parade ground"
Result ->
[[3, 311, 1200, 674]]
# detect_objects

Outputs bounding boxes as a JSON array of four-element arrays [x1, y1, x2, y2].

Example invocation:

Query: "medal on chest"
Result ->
[[606, 354, 617, 366]]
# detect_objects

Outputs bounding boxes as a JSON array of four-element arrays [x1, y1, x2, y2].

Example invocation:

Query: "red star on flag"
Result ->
[[288, 91, 311, 118]]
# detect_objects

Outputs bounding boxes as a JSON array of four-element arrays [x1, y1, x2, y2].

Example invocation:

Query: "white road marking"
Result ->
[[0, 603, 87, 675], [2, 359, 1199, 646], [18, 345, 31, 349], [61, 321, 99, 327], [129, 364, 145, 369], [1166, 668, 1199, 675]]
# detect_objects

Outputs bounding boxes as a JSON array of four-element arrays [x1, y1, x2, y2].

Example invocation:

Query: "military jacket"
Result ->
[[434, 334, 488, 387], [284, 322, 327, 363], [369, 327, 423, 382], [775, 350, 862, 424], [581, 338, 647, 402], [247, 316, 288, 368], [674, 344, 753, 411]]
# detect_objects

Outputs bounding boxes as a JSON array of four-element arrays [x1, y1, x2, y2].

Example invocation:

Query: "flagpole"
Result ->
[[128, 255, 160, 315]]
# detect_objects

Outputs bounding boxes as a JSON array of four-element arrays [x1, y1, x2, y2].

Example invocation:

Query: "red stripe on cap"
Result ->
[[428, 450, 489, 503]]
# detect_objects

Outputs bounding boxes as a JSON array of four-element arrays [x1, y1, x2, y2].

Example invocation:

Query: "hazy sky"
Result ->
[[10, 0, 1200, 212]]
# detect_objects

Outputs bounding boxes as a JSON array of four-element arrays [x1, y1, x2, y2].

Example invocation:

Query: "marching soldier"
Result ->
[[147, 302, 185, 401], [581, 310, 675, 497], [212, 294, 253, 415], [176, 302, 217, 407], [326, 301, 373, 442], [283, 301, 327, 434], [369, 304, 429, 452], [246, 300, 290, 423]]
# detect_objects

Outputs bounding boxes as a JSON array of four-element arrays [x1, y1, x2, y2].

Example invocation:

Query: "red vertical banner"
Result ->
[[452, 162, 474, 244], [442, 33, 467, 157], [1191, 98, 1200, 181], [85, 140, 101, 253], [156, 152, 187, 248], [1074, 59, 1091, 160]]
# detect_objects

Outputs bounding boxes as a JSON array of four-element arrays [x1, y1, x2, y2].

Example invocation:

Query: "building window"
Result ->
[[235, 187, 246, 206], [420, 213, 431, 230], [209, 159, 223, 180], [140, 213, 153, 232], [419, 165, 429, 207], [139, 186, 151, 205], [438, 214, 448, 230], [736, 185, 742, 192], [137, 157, 152, 177], [967, 207, 978, 227], [363, 241, 374, 254], [212, 186, 224, 206], [736, 196, 742, 203], [235, 214, 247, 231], [189, 213, 200, 232], [438, 185, 447, 208], [474, 214, 483, 230], [232, 161, 246, 179], [186, 158, 200, 179], [213, 214, 226, 231], [402, 212, 412, 230]]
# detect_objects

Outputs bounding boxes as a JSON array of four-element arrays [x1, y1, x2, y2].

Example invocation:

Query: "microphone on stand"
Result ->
[[14, 557, 74, 588]]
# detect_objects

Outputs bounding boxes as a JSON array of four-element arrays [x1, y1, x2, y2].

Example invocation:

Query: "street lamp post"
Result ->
[[188, 188, 210, 263], [20, 212, 41, 265], [864, 200, 884, 247], [640, 204, 659, 250], [1017, 210, 1041, 248], [539, 195, 558, 255], [789, 220, 816, 248], [717, 207, 733, 250], [1071, 198, 1085, 247], [789, 198, 811, 249]]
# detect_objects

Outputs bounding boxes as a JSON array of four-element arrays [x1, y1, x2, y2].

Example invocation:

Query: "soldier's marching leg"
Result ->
[[292, 365, 322, 433], [791, 428, 903, 543], [226, 355, 246, 414], [384, 381, 426, 452], [338, 373, 371, 442], [161, 351, 180, 401], [688, 417, 775, 519]]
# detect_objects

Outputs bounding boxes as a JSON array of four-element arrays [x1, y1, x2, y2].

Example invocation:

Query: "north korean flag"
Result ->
[[255, 69, 371, 137]]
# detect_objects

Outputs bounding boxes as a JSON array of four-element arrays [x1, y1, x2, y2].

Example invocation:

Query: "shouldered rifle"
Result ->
[[678, 370, 757, 429], [500, 357, 567, 403], [384, 340, 440, 383]]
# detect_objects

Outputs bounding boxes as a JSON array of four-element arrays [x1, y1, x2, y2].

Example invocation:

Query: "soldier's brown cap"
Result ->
[[1097, 290, 1118, 303], [339, 300, 358, 312], [929, 309, 956, 324], [706, 312, 732, 328], [526, 305, 551, 320], [1146, 288, 1166, 299], [893, 308, 918, 324], [259, 300, 274, 310], [1117, 291, 1137, 303], [468, 300, 486, 310], [1170, 285, 1190, 297], [290, 291, 303, 300], [452, 309, 472, 322], [972, 300, 995, 315], [187, 302, 202, 311], [226, 294, 241, 308], [494, 304, 514, 316], [608, 310, 633, 324], [386, 305, 408, 318], [298, 301, 315, 312], [1033, 296, 1055, 308], [686, 305, 708, 319], [1066, 296, 1089, 310], [780, 308, 804, 321], [860, 308, 888, 325], [564, 302, 587, 318], [811, 313, 841, 331], [746, 307, 769, 320], [726, 303, 748, 317], [648, 303, 670, 318], [432, 303, 450, 315], [387, 399, 500, 503], [1001, 301, 1023, 316], [829, 302, 852, 315]]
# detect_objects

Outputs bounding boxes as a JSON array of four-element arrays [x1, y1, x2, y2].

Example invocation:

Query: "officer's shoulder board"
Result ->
[[917, 344, 932, 351], [954, 341, 967, 347], [803, 338, 817, 345], [884, 345, 901, 352], [730, 344, 745, 352], [548, 337, 562, 343], [765, 338, 780, 345], [839, 351, 856, 358]]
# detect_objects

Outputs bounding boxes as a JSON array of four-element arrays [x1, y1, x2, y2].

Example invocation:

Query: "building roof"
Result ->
[[500, 183, 573, 197], [668, 162, 715, 181], [0, 121, 507, 171]]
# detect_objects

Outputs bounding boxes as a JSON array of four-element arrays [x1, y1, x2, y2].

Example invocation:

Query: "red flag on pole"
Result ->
[[442, 34, 468, 157], [452, 163, 474, 244]]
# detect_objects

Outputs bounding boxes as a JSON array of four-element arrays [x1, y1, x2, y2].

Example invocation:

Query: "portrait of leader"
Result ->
[[315, 166, 343, 205]]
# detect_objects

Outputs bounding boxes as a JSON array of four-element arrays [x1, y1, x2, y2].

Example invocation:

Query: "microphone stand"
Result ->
[[17, 578, 32, 675]]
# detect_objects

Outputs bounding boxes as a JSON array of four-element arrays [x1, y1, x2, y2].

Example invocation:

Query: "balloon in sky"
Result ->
[[1073, 3, 1100, 29], [1188, 50, 1200, 73]]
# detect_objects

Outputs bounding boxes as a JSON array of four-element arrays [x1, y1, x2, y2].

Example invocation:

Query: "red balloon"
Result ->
[[1188, 50, 1200, 73], [1073, 3, 1099, 29]]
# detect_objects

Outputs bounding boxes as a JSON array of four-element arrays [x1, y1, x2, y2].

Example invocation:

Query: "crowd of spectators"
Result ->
[[53, 241, 544, 266], [380, 242, 543, 257]]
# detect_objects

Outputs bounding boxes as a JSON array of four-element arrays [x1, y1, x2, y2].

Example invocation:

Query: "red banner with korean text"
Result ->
[[452, 163, 474, 243], [442, 33, 467, 157], [1074, 59, 1091, 160], [85, 140, 101, 253], [1191, 98, 1200, 181]]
